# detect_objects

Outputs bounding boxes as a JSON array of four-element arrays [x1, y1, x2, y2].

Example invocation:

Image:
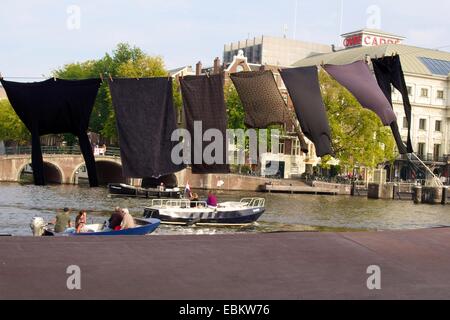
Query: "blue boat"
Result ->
[[43, 218, 160, 237]]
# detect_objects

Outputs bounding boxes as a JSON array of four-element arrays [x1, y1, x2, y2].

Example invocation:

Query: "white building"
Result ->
[[294, 29, 450, 180], [0, 85, 6, 100], [224, 35, 332, 67]]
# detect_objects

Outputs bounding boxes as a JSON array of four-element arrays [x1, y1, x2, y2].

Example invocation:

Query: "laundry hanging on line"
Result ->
[[280, 66, 334, 157], [323, 61, 409, 154], [230, 70, 309, 153], [323, 61, 397, 126], [0, 78, 101, 187], [108, 77, 186, 178], [180, 74, 230, 174], [372, 55, 414, 154]]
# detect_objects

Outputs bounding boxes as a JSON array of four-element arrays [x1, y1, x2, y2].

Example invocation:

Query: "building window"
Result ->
[[421, 88, 429, 97], [437, 90, 444, 99], [418, 143, 426, 157], [434, 144, 441, 161], [419, 119, 427, 130], [292, 139, 300, 156], [407, 86, 413, 96], [402, 117, 409, 129], [435, 120, 442, 132], [279, 142, 285, 154]]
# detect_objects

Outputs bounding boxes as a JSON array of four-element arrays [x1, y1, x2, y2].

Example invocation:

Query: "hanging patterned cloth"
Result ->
[[323, 61, 408, 154], [108, 77, 186, 178], [0, 78, 101, 186], [180, 74, 230, 174], [280, 66, 334, 157], [372, 55, 413, 154], [230, 70, 308, 153]]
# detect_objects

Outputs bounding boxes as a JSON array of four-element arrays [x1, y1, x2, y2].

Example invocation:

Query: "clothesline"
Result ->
[[1, 44, 449, 80]]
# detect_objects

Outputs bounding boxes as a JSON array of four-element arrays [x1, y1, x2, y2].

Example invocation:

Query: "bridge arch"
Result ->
[[17, 161, 65, 184], [71, 158, 126, 186]]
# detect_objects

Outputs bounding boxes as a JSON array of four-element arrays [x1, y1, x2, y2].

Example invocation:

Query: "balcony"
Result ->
[[398, 153, 449, 164]]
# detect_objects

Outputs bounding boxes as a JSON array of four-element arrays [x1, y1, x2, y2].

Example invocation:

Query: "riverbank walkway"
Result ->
[[1, 228, 450, 299]]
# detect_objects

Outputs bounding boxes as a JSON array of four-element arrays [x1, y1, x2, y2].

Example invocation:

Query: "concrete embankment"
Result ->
[[2, 228, 450, 299], [176, 169, 314, 192]]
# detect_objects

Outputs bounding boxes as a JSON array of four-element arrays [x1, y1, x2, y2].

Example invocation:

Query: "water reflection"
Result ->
[[1, 183, 449, 236]]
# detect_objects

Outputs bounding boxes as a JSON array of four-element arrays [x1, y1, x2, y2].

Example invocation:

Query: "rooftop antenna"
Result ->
[[283, 24, 289, 39], [293, 0, 299, 40], [338, 0, 345, 46]]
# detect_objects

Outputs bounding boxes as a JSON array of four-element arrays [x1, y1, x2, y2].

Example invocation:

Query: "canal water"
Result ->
[[1, 183, 449, 236]]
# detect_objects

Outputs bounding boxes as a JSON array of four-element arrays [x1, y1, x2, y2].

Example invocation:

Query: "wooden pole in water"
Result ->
[[443, 187, 449, 205], [413, 185, 423, 204]]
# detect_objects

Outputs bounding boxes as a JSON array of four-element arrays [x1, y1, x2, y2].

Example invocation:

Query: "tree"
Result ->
[[224, 82, 245, 130], [0, 100, 30, 144], [53, 43, 168, 144], [319, 70, 396, 169]]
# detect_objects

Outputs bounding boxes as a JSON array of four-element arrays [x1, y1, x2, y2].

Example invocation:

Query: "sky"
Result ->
[[0, 0, 449, 79]]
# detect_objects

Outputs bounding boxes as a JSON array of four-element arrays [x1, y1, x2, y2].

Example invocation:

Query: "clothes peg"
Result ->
[[53, 77, 57, 81], [109, 74, 113, 82]]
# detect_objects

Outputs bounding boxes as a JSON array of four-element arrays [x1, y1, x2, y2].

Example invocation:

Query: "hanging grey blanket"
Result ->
[[109, 78, 186, 178], [180, 74, 230, 174], [280, 66, 334, 157]]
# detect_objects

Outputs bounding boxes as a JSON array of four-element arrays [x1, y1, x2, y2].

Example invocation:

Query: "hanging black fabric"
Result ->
[[0, 78, 101, 186], [230, 70, 289, 128], [108, 78, 186, 178], [230, 70, 309, 153], [180, 74, 230, 174], [280, 66, 334, 157], [372, 55, 413, 154]]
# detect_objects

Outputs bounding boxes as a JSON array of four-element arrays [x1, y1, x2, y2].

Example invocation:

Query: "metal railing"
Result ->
[[3, 146, 121, 157], [399, 153, 450, 163], [240, 198, 266, 208], [150, 198, 266, 209], [150, 199, 208, 208]]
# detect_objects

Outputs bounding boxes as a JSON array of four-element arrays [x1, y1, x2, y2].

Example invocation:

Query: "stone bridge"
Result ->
[[0, 147, 126, 185]]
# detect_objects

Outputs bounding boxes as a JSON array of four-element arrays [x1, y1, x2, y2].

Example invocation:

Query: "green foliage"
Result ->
[[0, 99, 30, 144], [224, 82, 245, 130], [319, 70, 396, 169], [53, 43, 168, 144]]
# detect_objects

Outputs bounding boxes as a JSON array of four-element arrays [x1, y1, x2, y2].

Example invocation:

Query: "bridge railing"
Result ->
[[4, 146, 121, 157]]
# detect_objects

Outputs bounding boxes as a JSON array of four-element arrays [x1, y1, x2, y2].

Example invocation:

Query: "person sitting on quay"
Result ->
[[53, 207, 72, 233], [206, 190, 218, 208], [120, 209, 136, 230], [75, 210, 88, 234]]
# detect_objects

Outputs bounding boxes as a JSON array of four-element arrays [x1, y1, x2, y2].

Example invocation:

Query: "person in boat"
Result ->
[[190, 192, 200, 208], [75, 210, 88, 234], [108, 207, 125, 231], [120, 209, 136, 230], [206, 190, 218, 208], [54, 207, 72, 233]]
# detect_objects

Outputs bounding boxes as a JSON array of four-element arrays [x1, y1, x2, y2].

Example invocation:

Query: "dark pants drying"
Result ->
[[1, 78, 101, 187], [30, 131, 98, 187], [372, 56, 414, 154]]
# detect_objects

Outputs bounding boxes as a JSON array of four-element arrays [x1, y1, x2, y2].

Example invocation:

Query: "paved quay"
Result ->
[[1, 228, 450, 300]]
